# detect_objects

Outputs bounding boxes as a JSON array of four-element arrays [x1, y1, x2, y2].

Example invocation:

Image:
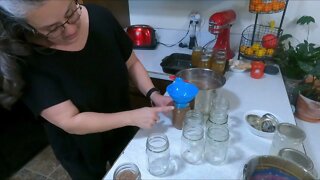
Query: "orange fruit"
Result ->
[[255, 4, 264, 12], [263, 3, 273, 13], [245, 47, 254, 56], [240, 45, 248, 53], [266, 49, 275, 56]]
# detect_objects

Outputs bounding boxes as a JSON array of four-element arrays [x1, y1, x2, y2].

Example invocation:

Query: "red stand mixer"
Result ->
[[209, 10, 236, 59]]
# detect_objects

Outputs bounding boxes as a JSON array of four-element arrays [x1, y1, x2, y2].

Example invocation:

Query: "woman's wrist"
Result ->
[[146, 87, 160, 100]]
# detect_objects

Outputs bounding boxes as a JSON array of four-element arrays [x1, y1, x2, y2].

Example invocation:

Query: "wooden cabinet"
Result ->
[[129, 78, 172, 109], [83, 0, 130, 27]]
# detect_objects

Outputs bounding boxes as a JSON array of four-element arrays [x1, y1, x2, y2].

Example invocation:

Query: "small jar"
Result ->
[[113, 163, 141, 180], [181, 125, 205, 164], [191, 46, 203, 67], [146, 133, 170, 176]]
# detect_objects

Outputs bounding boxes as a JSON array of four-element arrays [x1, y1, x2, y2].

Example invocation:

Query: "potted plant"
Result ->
[[274, 16, 320, 104], [274, 16, 320, 122]]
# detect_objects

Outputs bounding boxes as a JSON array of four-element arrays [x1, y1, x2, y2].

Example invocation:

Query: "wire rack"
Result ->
[[239, 24, 283, 61]]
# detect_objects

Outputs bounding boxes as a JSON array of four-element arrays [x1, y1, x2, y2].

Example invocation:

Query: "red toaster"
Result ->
[[126, 25, 157, 49]]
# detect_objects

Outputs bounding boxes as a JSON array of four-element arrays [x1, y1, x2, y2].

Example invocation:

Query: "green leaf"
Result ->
[[279, 34, 293, 42], [297, 16, 315, 25]]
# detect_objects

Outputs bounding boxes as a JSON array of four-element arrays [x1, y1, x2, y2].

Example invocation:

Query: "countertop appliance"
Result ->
[[209, 10, 236, 59], [126, 25, 157, 49]]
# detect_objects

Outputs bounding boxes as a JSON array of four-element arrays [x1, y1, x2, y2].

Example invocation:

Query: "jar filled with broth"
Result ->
[[191, 46, 203, 67], [211, 50, 227, 74]]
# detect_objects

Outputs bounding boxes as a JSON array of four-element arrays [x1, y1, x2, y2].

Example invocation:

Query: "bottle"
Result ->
[[191, 46, 203, 67], [146, 133, 170, 176], [211, 50, 227, 74]]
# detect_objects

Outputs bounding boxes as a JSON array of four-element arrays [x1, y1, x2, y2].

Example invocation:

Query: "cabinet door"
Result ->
[[83, 0, 130, 27], [129, 78, 172, 109]]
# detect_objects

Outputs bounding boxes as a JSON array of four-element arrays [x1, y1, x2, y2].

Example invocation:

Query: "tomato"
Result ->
[[262, 34, 278, 49]]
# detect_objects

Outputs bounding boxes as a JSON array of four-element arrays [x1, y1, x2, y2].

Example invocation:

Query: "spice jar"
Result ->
[[191, 46, 203, 67]]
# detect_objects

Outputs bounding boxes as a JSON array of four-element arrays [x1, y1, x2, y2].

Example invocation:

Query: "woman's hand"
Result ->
[[150, 93, 173, 107], [129, 106, 174, 129]]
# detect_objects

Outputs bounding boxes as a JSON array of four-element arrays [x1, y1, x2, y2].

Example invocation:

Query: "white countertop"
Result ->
[[104, 70, 301, 179], [104, 30, 320, 179]]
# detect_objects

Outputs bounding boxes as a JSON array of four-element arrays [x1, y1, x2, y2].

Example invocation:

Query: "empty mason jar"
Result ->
[[113, 163, 141, 180], [207, 110, 228, 129], [146, 133, 170, 176], [184, 109, 205, 128], [181, 125, 205, 164], [205, 126, 229, 165]]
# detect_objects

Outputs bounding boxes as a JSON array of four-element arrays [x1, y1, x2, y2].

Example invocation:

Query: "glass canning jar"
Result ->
[[146, 133, 170, 176], [181, 125, 205, 164]]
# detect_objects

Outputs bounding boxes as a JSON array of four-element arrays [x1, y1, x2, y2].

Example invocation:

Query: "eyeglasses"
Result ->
[[44, 2, 82, 39]]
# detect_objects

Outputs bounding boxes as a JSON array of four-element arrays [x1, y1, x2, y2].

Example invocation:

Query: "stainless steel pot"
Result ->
[[243, 155, 316, 180], [176, 68, 226, 117]]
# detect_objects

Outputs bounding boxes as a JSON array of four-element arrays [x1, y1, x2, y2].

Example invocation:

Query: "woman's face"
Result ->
[[26, 0, 82, 45]]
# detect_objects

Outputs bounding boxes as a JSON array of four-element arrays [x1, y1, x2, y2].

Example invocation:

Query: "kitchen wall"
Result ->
[[128, 0, 320, 50]]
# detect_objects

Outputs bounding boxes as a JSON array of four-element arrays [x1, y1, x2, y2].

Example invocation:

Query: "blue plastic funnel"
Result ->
[[166, 77, 199, 108]]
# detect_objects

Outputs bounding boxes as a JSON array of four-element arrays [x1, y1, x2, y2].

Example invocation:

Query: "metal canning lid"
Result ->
[[277, 123, 306, 141]]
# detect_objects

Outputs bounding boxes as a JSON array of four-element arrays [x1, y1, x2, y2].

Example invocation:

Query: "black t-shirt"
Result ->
[[22, 4, 133, 116]]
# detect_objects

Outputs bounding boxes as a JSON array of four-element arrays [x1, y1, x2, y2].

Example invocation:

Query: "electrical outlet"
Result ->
[[189, 12, 201, 25]]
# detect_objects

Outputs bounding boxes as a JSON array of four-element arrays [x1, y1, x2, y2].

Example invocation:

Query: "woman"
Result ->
[[0, 0, 173, 179]]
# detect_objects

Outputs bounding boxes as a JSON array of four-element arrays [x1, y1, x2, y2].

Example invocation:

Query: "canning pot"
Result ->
[[176, 68, 226, 117], [243, 155, 316, 180]]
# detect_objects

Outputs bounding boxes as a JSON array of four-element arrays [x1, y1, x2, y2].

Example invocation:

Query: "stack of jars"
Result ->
[[191, 46, 228, 74], [180, 94, 230, 165]]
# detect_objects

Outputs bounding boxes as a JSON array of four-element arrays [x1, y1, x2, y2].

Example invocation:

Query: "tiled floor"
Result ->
[[9, 146, 71, 180]]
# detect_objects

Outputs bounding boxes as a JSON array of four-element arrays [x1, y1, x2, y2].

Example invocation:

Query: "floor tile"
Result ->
[[9, 168, 47, 180], [24, 146, 60, 176], [48, 165, 71, 180]]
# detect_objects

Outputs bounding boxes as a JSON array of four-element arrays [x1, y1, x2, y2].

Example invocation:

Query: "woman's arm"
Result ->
[[41, 100, 173, 135], [126, 51, 173, 106]]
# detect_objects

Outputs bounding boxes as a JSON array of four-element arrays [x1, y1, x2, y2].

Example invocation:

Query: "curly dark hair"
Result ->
[[0, 7, 32, 109]]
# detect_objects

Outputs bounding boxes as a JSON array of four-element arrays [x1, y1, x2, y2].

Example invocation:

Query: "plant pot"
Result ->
[[295, 93, 320, 122]]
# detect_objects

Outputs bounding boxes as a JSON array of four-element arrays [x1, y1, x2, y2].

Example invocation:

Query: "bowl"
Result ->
[[243, 155, 316, 180], [244, 110, 279, 139]]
